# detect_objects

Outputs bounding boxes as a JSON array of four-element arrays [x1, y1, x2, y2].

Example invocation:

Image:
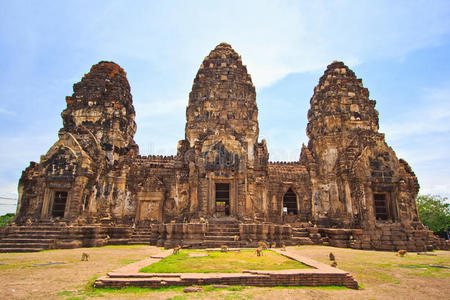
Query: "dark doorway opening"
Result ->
[[52, 191, 68, 218], [374, 193, 388, 220], [215, 183, 230, 216], [283, 188, 298, 215]]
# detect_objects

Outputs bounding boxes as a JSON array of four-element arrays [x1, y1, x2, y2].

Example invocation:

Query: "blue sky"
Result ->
[[1, 0, 450, 214]]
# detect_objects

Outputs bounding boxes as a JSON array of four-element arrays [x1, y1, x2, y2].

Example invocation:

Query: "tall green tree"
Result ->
[[417, 194, 450, 234]]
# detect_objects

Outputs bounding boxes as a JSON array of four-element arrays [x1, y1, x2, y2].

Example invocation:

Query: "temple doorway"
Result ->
[[283, 188, 298, 215], [374, 193, 389, 220], [52, 191, 68, 218], [215, 183, 230, 216]]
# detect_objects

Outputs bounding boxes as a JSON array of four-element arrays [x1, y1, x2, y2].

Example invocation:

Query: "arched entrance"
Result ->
[[283, 188, 298, 215]]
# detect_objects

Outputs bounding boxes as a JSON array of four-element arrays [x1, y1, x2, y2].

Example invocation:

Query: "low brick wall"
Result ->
[[94, 248, 359, 289]]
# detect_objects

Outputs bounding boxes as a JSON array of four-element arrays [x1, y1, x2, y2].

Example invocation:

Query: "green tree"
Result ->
[[0, 213, 15, 226], [417, 194, 450, 233]]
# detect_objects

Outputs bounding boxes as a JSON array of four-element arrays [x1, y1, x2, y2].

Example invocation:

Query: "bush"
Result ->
[[0, 213, 15, 226]]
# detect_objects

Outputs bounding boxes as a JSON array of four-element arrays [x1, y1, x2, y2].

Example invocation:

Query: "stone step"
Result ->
[[130, 237, 154, 241], [203, 239, 240, 245], [107, 238, 130, 245], [131, 234, 156, 238], [8, 227, 65, 232], [129, 237, 151, 241], [128, 241, 150, 245], [292, 237, 314, 245], [6, 229, 62, 233], [204, 235, 235, 241], [6, 232, 62, 236], [0, 247, 44, 253], [1, 238, 55, 243], [131, 233, 153, 236], [207, 224, 239, 228], [293, 232, 309, 237], [206, 231, 239, 237], [8, 226, 64, 229], [207, 227, 239, 232], [202, 241, 241, 247], [5, 234, 61, 239], [207, 229, 240, 233], [0, 242, 52, 248]]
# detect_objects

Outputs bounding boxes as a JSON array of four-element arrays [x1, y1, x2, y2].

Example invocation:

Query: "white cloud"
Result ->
[[77, 1, 450, 88]]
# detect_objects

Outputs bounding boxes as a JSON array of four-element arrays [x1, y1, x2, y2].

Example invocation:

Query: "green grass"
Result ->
[[139, 249, 311, 273], [119, 259, 140, 265]]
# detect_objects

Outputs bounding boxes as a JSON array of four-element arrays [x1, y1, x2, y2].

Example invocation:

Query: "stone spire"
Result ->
[[185, 43, 259, 146], [61, 61, 137, 157], [306, 61, 379, 140]]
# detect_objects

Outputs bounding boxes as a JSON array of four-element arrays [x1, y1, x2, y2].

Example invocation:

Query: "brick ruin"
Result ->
[[1, 43, 447, 252]]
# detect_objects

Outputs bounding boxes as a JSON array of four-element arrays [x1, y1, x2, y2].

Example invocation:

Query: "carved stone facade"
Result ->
[[6, 43, 446, 252]]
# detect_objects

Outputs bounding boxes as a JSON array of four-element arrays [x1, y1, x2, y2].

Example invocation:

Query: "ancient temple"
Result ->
[[2, 43, 446, 252]]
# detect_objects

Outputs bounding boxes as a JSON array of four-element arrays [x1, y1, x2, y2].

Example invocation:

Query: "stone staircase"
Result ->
[[202, 221, 241, 248], [292, 227, 314, 245], [0, 225, 62, 252], [129, 226, 158, 245]]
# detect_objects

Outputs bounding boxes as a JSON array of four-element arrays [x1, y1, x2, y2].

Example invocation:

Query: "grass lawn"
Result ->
[[139, 249, 312, 273]]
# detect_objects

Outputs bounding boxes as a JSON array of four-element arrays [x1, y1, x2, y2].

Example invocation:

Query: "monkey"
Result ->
[[397, 249, 407, 257], [221, 245, 228, 252], [256, 246, 264, 256], [173, 245, 181, 255], [257, 241, 268, 250], [329, 252, 335, 261], [81, 252, 89, 261]]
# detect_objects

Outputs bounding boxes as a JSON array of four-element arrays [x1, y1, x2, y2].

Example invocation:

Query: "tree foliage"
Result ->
[[417, 194, 450, 233], [0, 213, 15, 227]]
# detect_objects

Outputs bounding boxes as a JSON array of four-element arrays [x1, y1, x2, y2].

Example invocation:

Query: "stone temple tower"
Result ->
[[179, 43, 268, 219], [301, 61, 420, 228], [17, 61, 139, 223]]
